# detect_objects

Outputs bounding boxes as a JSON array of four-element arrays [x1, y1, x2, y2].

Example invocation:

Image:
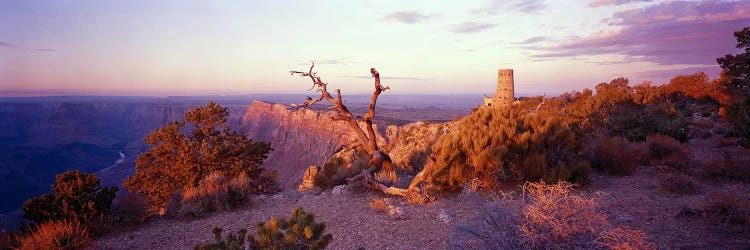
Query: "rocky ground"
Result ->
[[93, 165, 750, 249], [92, 111, 750, 249]]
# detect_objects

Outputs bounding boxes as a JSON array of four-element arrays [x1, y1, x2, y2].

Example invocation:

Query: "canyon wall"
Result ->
[[241, 101, 368, 189]]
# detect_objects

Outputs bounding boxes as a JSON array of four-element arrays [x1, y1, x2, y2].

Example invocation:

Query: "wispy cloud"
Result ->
[[381, 11, 440, 24], [0, 41, 18, 47], [588, 0, 654, 8], [348, 75, 433, 81], [519, 36, 548, 44], [449, 22, 496, 33], [0, 41, 55, 52], [636, 65, 721, 80], [297, 58, 359, 66], [527, 0, 750, 65], [472, 0, 547, 15]]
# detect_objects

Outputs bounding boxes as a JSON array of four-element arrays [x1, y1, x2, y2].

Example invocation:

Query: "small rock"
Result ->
[[331, 185, 347, 195], [438, 209, 453, 223], [615, 215, 634, 223], [387, 205, 406, 220]]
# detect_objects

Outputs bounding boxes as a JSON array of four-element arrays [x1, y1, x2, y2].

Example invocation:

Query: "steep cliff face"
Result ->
[[240, 100, 460, 190], [241, 101, 365, 189]]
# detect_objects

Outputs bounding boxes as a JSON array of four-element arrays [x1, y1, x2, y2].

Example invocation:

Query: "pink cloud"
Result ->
[[588, 0, 654, 8], [529, 0, 750, 65]]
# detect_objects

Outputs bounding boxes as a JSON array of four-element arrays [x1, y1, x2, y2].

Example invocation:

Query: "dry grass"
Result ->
[[175, 172, 256, 217], [369, 198, 387, 213], [459, 182, 654, 249], [702, 152, 750, 182], [660, 173, 699, 194], [520, 182, 608, 248], [594, 226, 654, 250], [702, 192, 750, 228], [17, 220, 91, 250]]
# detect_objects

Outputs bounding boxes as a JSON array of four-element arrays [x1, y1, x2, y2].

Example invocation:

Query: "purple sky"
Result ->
[[0, 0, 748, 97]]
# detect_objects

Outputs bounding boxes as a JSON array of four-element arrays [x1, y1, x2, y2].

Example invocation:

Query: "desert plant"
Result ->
[[194, 227, 250, 250], [644, 134, 690, 172], [369, 198, 387, 213], [21, 170, 117, 229], [0, 229, 15, 249], [703, 152, 750, 182], [176, 172, 257, 217], [313, 147, 370, 190], [457, 182, 653, 249], [429, 106, 590, 190], [703, 192, 749, 227], [16, 220, 91, 250], [519, 182, 608, 248], [110, 191, 149, 225], [660, 173, 699, 194], [124, 102, 274, 214], [195, 207, 332, 250], [252, 207, 332, 250], [586, 135, 638, 175]]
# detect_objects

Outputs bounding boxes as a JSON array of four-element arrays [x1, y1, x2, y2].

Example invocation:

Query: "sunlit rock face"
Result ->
[[241, 101, 363, 189]]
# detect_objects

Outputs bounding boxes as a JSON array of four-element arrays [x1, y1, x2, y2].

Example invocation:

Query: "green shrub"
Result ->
[[428, 106, 590, 190], [195, 207, 332, 250], [313, 147, 370, 190], [124, 102, 275, 214], [585, 136, 638, 175], [17, 220, 91, 250], [21, 170, 117, 229], [194, 227, 249, 250]]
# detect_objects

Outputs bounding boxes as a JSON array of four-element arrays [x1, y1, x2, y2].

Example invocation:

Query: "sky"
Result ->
[[0, 0, 748, 97]]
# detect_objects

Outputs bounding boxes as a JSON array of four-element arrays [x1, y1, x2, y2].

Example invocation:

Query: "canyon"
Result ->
[[0, 95, 473, 229]]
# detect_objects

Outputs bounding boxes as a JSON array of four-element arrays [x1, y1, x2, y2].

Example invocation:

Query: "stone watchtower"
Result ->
[[484, 68, 515, 107]]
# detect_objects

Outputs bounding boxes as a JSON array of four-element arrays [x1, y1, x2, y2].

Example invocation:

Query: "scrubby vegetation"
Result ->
[[21, 170, 117, 231], [428, 106, 590, 190], [369, 198, 387, 213], [313, 146, 370, 190], [717, 27, 750, 147], [458, 182, 654, 249], [16, 220, 91, 250], [124, 102, 276, 214], [585, 135, 639, 175], [171, 172, 264, 217], [703, 151, 750, 182], [195, 207, 332, 250], [660, 173, 699, 194], [644, 134, 690, 172], [702, 192, 750, 228]]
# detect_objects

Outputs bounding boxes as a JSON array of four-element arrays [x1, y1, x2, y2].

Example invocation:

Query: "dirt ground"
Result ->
[[93, 119, 750, 249]]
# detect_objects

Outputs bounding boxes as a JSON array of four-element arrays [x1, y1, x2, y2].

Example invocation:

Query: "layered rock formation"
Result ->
[[241, 101, 388, 189]]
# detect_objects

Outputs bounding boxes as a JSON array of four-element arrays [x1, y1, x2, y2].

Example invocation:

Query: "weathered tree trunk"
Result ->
[[290, 63, 423, 197]]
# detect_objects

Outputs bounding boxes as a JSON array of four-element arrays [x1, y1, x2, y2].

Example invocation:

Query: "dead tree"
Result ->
[[289, 63, 425, 197]]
